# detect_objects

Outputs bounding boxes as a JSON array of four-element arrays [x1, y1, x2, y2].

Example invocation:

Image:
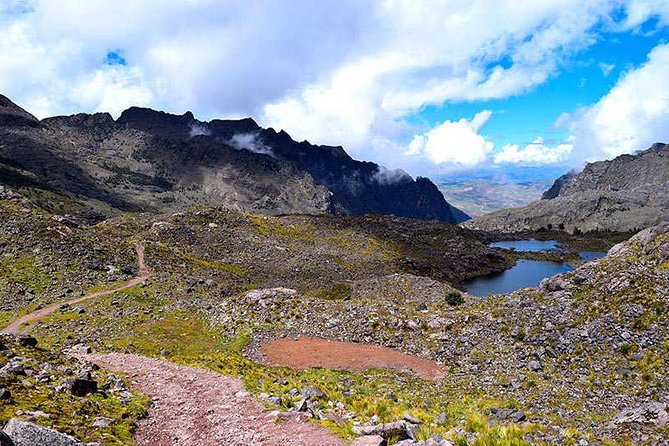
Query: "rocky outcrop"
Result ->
[[466, 143, 669, 233], [0, 96, 466, 222], [2, 419, 87, 446]]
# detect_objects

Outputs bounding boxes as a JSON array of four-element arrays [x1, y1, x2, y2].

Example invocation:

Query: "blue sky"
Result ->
[[0, 1, 668, 179], [414, 20, 666, 155]]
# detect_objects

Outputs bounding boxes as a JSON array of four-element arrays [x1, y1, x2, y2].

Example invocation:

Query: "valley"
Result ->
[[0, 97, 667, 446]]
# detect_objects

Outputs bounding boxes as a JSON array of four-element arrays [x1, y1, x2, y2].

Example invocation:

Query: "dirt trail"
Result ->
[[1, 244, 150, 334], [262, 335, 447, 380], [89, 353, 345, 446]]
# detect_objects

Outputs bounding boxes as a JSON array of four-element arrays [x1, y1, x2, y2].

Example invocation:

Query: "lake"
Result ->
[[462, 240, 606, 296], [489, 239, 561, 251], [463, 259, 573, 296]]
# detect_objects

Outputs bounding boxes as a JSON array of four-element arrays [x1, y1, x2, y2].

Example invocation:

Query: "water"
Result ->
[[463, 259, 573, 296], [579, 251, 607, 261], [490, 239, 561, 251], [462, 239, 606, 296]]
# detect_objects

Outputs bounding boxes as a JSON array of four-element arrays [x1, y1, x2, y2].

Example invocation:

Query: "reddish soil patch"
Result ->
[[90, 353, 345, 446], [2, 244, 150, 334], [261, 336, 446, 380]]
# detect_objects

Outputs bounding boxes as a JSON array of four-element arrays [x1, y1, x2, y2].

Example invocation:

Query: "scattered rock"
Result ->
[[0, 388, 10, 400]]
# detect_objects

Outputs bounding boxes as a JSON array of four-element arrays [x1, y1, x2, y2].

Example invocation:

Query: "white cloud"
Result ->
[[406, 111, 494, 166], [494, 136, 574, 165], [563, 43, 669, 160], [0, 0, 667, 172]]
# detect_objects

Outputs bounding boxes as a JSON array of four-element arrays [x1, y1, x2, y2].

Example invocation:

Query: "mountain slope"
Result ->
[[465, 143, 669, 233], [0, 95, 467, 222]]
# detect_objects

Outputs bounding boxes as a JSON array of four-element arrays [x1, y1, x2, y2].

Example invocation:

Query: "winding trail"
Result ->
[[2, 242, 345, 445], [89, 353, 345, 446], [1, 244, 150, 334]]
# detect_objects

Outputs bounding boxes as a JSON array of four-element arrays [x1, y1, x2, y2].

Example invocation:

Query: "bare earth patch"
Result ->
[[89, 353, 345, 446], [261, 336, 446, 380]]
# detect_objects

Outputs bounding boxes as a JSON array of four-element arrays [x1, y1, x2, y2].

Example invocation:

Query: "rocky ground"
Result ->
[[1, 186, 667, 445]]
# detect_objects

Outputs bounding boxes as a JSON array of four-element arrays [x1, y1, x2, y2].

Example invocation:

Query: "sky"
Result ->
[[1, 0, 668, 178]]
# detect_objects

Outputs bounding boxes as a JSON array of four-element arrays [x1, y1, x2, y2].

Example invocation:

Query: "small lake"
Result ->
[[463, 259, 572, 296], [462, 240, 606, 296], [489, 239, 561, 251]]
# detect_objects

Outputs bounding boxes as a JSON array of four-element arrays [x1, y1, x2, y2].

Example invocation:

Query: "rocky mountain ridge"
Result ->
[[465, 143, 669, 233], [0, 95, 467, 223]]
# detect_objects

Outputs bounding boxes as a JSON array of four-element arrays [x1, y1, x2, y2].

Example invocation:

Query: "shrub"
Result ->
[[446, 290, 464, 306]]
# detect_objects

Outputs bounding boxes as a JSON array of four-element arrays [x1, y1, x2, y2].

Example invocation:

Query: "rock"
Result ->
[[0, 363, 26, 376], [92, 417, 114, 428], [511, 411, 526, 423], [353, 435, 385, 446], [2, 418, 85, 446], [435, 413, 447, 424], [69, 344, 91, 355], [13, 335, 37, 348], [610, 402, 669, 427], [63, 378, 98, 397], [527, 360, 542, 371], [293, 398, 308, 412], [394, 440, 417, 446], [0, 388, 10, 400], [353, 420, 407, 440], [268, 396, 282, 406], [301, 386, 326, 400], [403, 413, 421, 424], [0, 431, 14, 446]]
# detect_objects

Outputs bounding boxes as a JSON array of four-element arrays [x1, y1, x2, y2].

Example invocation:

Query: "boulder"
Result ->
[[353, 420, 408, 440], [301, 386, 326, 400], [13, 335, 37, 348], [610, 402, 669, 427], [353, 435, 385, 446], [2, 418, 85, 446], [63, 378, 98, 397], [0, 431, 14, 446]]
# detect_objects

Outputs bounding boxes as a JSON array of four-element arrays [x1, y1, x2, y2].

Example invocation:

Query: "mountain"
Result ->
[[0, 95, 468, 223], [464, 143, 669, 233]]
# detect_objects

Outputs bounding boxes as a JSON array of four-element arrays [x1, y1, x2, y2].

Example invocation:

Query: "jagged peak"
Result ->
[[0, 94, 39, 126]]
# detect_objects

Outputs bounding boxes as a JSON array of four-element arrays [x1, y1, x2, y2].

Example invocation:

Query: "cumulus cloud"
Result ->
[[563, 43, 669, 160], [494, 137, 574, 165], [0, 0, 667, 172], [406, 111, 494, 167]]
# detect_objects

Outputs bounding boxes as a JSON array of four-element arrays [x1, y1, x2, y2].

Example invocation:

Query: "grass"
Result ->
[[0, 337, 149, 445]]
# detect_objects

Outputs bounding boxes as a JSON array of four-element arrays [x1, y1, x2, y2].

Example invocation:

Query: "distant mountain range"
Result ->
[[465, 143, 669, 233], [0, 95, 468, 223]]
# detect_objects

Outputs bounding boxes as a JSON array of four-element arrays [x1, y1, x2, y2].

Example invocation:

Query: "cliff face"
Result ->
[[0, 97, 467, 222], [465, 143, 669, 234]]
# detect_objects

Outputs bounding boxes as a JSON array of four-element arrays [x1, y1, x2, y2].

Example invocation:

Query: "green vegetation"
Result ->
[[0, 337, 149, 445]]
